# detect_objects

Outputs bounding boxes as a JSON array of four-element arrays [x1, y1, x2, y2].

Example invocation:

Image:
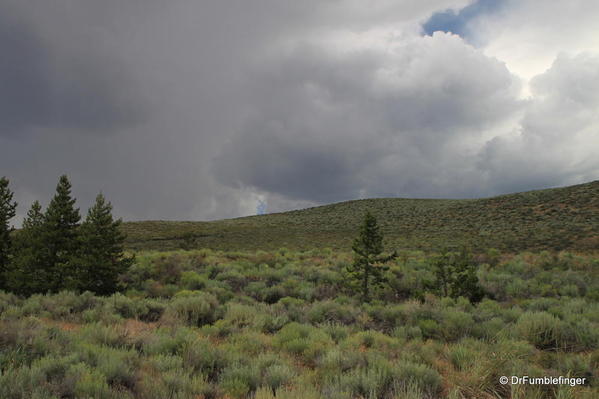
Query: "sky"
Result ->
[[1, 0, 599, 224]]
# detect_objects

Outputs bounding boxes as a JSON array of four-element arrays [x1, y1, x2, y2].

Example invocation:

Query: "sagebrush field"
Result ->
[[122, 181, 599, 253], [1, 249, 598, 398]]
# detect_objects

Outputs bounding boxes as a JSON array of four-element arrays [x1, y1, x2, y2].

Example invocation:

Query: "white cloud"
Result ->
[[474, 0, 599, 91], [480, 53, 599, 192]]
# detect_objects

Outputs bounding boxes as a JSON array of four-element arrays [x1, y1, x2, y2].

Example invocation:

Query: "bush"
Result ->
[[181, 337, 231, 381], [179, 271, 208, 290], [447, 342, 478, 371], [274, 323, 333, 365], [317, 348, 364, 377], [439, 309, 475, 341], [162, 292, 220, 327], [75, 343, 138, 387], [308, 300, 358, 325], [513, 312, 599, 351], [219, 362, 261, 398], [394, 360, 442, 395], [515, 311, 564, 350], [73, 365, 116, 399], [263, 363, 295, 394], [78, 323, 127, 348], [136, 367, 210, 399], [336, 358, 397, 398]]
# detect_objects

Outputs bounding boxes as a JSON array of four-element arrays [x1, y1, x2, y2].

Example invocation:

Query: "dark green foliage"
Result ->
[[41, 175, 81, 292], [431, 248, 484, 303], [5, 201, 47, 295], [0, 177, 17, 290], [4, 176, 132, 296], [75, 194, 133, 295], [347, 212, 396, 302]]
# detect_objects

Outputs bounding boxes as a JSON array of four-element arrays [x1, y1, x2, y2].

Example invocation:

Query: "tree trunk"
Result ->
[[363, 262, 370, 302]]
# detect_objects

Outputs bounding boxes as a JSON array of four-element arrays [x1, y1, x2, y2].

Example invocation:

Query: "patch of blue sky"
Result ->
[[422, 0, 505, 45], [256, 200, 267, 215]]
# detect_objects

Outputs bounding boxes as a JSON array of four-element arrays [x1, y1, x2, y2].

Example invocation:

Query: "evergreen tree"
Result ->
[[450, 248, 484, 303], [76, 193, 133, 295], [431, 248, 484, 303], [0, 177, 17, 290], [431, 250, 453, 297], [41, 175, 81, 292], [6, 201, 47, 295], [348, 212, 396, 302]]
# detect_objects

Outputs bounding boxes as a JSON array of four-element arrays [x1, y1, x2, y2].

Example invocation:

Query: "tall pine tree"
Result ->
[[0, 177, 17, 290], [76, 193, 132, 295], [6, 201, 47, 295], [42, 175, 81, 292], [348, 212, 397, 302]]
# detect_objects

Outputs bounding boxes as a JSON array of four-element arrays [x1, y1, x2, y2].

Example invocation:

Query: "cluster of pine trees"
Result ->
[[0, 175, 132, 296]]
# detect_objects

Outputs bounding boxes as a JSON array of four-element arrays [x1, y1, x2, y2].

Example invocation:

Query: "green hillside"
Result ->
[[122, 180, 599, 252]]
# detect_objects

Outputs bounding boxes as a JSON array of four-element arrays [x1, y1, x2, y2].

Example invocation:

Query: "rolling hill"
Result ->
[[122, 180, 599, 252]]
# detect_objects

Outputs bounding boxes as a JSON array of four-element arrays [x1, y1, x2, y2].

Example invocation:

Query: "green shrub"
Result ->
[[73, 365, 116, 399], [555, 354, 594, 382], [447, 343, 478, 371], [440, 309, 475, 341], [222, 303, 258, 330], [78, 323, 127, 347], [257, 312, 289, 334], [317, 348, 364, 377], [136, 368, 210, 399], [162, 292, 220, 327], [514, 311, 598, 351], [263, 363, 295, 394], [344, 330, 398, 353], [140, 327, 195, 356], [515, 311, 563, 350], [75, 343, 138, 388], [220, 362, 261, 398], [394, 360, 442, 395], [418, 319, 442, 340], [179, 271, 207, 290], [103, 295, 165, 322], [0, 354, 83, 398], [181, 337, 231, 381], [308, 300, 358, 325], [337, 359, 397, 398], [274, 323, 333, 365], [392, 325, 423, 341]]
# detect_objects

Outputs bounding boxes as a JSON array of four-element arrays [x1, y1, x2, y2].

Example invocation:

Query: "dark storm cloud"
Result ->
[[0, 6, 145, 135], [214, 33, 522, 202], [1, 0, 598, 224]]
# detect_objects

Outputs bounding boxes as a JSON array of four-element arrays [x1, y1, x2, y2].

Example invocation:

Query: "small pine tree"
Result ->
[[431, 250, 453, 298], [75, 193, 133, 295], [451, 249, 484, 303], [0, 177, 17, 290], [41, 175, 81, 292], [348, 212, 396, 302], [431, 248, 484, 303], [6, 201, 47, 295]]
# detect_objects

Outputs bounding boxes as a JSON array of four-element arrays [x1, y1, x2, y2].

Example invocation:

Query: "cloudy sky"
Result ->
[[1, 0, 598, 223]]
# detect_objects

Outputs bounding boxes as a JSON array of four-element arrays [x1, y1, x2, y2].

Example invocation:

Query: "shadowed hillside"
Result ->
[[122, 181, 599, 252]]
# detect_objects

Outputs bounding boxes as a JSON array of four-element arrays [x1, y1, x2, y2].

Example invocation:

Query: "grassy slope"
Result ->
[[122, 180, 599, 252]]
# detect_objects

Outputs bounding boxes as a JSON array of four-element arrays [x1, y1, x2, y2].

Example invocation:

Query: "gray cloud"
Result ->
[[0, 5, 145, 134], [1, 0, 598, 225], [215, 33, 522, 201]]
